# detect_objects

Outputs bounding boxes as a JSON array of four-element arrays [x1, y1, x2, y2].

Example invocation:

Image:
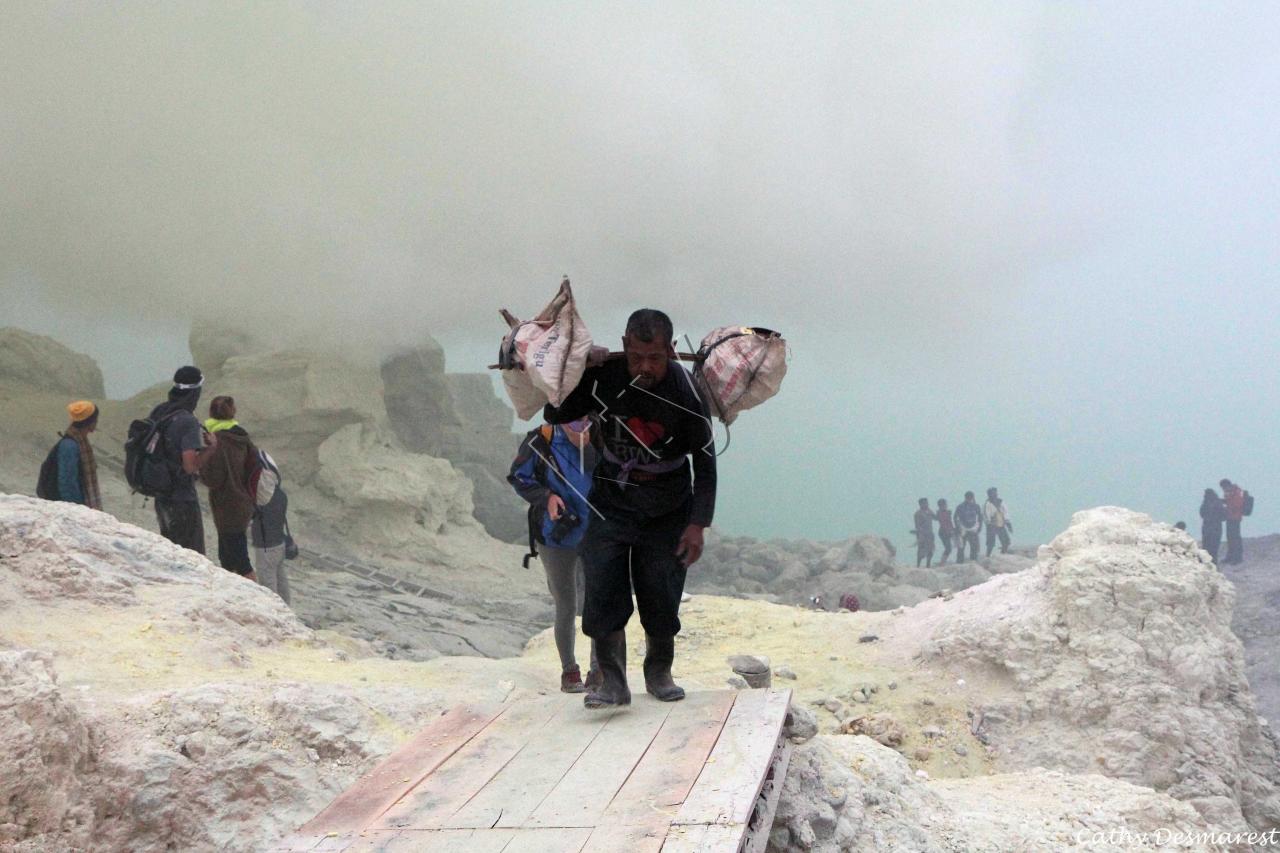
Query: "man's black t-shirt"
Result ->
[[149, 403, 203, 503], [544, 359, 716, 527]]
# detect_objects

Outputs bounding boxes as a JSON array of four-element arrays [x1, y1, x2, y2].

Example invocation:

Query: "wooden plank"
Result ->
[[603, 691, 737, 826], [659, 822, 743, 852], [525, 701, 675, 827], [580, 816, 670, 853], [374, 696, 563, 830], [742, 736, 793, 853], [445, 698, 614, 828], [499, 827, 593, 852], [673, 689, 792, 828], [378, 828, 515, 852], [298, 704, 501, 835]]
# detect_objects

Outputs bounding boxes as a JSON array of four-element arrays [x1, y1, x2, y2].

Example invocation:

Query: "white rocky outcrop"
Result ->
[[902, 507, 1280, 830], [767, 735, 1233, 852], [0, 494, 533, 851], [313, 422, 483, 559], [381, 346, 527, 543]]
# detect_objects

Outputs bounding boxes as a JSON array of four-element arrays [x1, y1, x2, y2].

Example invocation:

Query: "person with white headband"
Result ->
[[147, 365, 219, 554]]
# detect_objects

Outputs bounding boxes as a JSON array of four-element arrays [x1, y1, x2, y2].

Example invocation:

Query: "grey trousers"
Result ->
[[254, 544, 291, 605], [538, 542, 586, 672]]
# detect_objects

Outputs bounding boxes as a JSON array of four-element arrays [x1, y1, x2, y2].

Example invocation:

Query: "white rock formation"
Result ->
[[906, 507, 1280, 830], [768, 735, 1236, 852], [0, 494, 535, 851], [313, 422, 482, 558]]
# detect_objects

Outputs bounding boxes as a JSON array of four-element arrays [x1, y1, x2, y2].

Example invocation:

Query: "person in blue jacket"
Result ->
[[508, 416, 599, 693], [57, 400, 102, 509]]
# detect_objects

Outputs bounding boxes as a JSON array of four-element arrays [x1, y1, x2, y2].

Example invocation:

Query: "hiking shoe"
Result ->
[[561, 666, 586, 694]]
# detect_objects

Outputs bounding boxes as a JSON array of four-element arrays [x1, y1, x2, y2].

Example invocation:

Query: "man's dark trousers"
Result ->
[[156, 499, 206, 556], [581, 503, 688, 640], [1226, 519, 1244, 564]]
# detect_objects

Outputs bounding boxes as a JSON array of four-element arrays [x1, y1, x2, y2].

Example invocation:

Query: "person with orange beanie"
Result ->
[[56, 400, 102, 509]]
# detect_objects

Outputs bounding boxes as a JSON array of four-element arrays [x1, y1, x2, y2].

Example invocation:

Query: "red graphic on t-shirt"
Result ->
[[625, 417, 666, 447]]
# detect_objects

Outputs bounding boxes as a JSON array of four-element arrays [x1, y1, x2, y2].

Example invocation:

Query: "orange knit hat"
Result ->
[[67, 400, 97, 423]]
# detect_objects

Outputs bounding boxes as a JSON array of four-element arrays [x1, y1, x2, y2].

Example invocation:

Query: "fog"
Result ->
[[3, 2, 1277, 547]]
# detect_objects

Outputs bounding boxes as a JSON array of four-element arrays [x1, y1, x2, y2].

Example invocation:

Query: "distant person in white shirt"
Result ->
[[984, 487, 1012, 556]]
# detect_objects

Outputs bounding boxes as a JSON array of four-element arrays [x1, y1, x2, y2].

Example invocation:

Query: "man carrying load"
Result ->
[[544, 308, 716, 709]]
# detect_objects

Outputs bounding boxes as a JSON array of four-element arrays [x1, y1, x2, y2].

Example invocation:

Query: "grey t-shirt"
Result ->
[[152, 405, 203, 503]]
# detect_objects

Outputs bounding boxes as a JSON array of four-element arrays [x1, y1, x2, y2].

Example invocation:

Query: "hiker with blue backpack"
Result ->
[[198, 395, 257, 579], [36, 400, 102, 510], [508, 416, 599, 693], [128, 366, 219, 555]]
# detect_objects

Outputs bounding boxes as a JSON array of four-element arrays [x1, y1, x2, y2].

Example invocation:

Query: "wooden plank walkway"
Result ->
[[274, 689, 792, 853]]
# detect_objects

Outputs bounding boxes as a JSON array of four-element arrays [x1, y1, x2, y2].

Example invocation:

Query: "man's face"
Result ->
[[564, 425, 591, 449], [623, 334, 672, 388]]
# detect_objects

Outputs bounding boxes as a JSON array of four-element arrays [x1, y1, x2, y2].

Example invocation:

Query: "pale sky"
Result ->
[[3, 2, 1277, 547]]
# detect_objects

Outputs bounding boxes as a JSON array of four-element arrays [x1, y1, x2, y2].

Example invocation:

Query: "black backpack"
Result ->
[[36, 436, 67, 500], [124, 409, 180, 497], [1244, 492, 1255, 517]]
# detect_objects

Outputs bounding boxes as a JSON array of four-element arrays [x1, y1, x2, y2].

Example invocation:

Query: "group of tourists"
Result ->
[[507, 308, 716, 708], [37, 366, 295, 605], [911, 487, 1012, 567], [1198, 479, 1252, 565]]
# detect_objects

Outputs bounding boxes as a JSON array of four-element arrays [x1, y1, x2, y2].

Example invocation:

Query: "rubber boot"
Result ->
[[584, 639, 602, 690], [644, 634, 685, 702], [584, 630, 630, 709]]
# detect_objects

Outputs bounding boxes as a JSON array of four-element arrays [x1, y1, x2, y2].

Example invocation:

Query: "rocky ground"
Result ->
[[6, 496, 1277, 851], [1225, 534, 1280, 729], [689, 528, 1036, 610]]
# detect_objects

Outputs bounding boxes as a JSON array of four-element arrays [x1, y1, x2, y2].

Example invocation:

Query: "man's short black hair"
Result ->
[[625, 309, 674, 346]]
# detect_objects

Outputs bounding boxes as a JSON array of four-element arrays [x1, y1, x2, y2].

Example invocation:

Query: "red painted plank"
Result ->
[[374, 696, 564, 830], [298, 704, 502, 835]]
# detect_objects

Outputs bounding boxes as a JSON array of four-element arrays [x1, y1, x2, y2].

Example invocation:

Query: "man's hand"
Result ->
[[547, 494, 566, 520], [676, 524, 705, 568], [245, 571, 257, 583], [586, 345, 610, 368]]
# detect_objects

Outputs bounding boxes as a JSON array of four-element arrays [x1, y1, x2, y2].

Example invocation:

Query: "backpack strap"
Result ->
[[521, 428, 554, 569]]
